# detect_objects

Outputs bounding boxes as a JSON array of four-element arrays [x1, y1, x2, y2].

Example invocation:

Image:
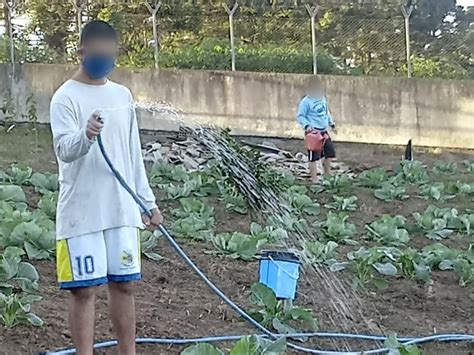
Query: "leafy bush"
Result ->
[[0, 185, 27, 208], [0, 202, 55, 260], [374, 183, 409, 202], [140, 230, 163, 262], [310, 175, 352, 194], [0, 293, 43, 328], [357, 168, 389, 188], [396, 248, 431, 282], [324, 196, 358, 212], [317, 212, 357, 245], [250, 223, 287, 244], [432, 161, 457, 175], [29, 173, 59, 194], [464, 160, 474, 173], [148, 163, 189, 186], [170, 213, 214, 240], [284, 186, 320, 216], [396, 160, 428, 185], [181, 335, 287, 355], [304, 240, 338, 264], [365, 215, 410, 247], [268, 214, 309, 233], [219, 183, 248, 215], [346, 247, 399, 290], [413, 205, 472, 239], [0, 247, 44, 326], [419, 182, 454, 201], [38, 192, 58, 219], [159, 38, 344, 75], [4, 165, 32, 186], [422, 243, 473, 286], [250, 283, 317, 334], [445, 181, 473, 196], [172, 198, 214, 220], [210, 232, 265, 261]]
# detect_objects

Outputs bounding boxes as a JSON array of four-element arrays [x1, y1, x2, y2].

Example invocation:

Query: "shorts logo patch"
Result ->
[[121, 250, 134, 268]]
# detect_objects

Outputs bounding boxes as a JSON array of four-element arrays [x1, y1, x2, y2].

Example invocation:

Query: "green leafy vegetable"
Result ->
[[250, 223, 287, 244], [325, 196, 358, 211], [284, 186, 320, 216], [346, 247, 398, 290], [180, 343, 224, 355], [5, 165, 32, 186], [170, 214, 214, 240], [0, 185, 27, 206], [464, 160, 474, 173], [419, 182, 454, 201], [318, 212, 357, 245], [310, 175, 352, 194], [29, 172, 59, 194], [374, 183, 409, 202], [250, 283, 317, 333], [140, 230, 163, 261], [357, 168, 389, 188], [396, 160, 428, 185], [219, 183, 248, 215], [172, 198, 214, 220], [0, 293, 43, 328], [444, 181, 473, 196], [432, 161, 457, 174], [384, 334, 422, 355], [148, 163, 189, 186], [210, 232, 265, 261], [38, 191, 58, 219], [268, 214, 309, 233], [304, 240, 338, 264], [365, 215, 410, 247]]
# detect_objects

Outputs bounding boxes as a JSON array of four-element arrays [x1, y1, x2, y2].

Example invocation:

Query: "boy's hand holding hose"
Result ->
[[86, 112, 104, 140], [142, 208, 164, 230]]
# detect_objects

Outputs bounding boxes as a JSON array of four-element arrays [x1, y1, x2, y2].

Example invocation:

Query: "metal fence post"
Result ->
[[401, 5, 414, 78], [144, 1, 161, 70], [223, 2, 238, 72], [306, 4, 320, 75], [70, 0, 87, 36], [3, 0, 15, 70]]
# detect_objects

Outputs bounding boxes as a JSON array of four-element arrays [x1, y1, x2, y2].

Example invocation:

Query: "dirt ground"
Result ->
[[0, 127, 473, 355]]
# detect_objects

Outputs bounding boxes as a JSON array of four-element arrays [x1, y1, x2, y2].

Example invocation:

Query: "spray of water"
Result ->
[[98, 100, 384, 351]]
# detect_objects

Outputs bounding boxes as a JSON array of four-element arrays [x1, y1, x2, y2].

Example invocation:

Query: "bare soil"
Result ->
[[0, 127, 473, 355]]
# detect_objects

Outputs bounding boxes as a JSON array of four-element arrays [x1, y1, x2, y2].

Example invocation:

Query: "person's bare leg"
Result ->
[[309, 161, 319, 183], [69, 287, 96, 355], [108, 282, 136, 355], [323, 158, 334, 175]]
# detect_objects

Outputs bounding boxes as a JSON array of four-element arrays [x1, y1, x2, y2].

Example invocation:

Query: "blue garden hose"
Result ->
[[44, 135, 474, 354]]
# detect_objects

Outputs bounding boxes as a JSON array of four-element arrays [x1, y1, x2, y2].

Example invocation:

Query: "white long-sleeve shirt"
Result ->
[[50, 79, 157, 240]]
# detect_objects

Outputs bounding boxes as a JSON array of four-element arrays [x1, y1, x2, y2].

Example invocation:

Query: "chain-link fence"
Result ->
[[1, 0, 473, 79]]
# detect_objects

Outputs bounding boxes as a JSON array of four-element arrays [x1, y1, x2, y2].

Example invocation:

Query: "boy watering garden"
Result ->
[[50, 21, 163, 355], [297, 78, 337, 183]]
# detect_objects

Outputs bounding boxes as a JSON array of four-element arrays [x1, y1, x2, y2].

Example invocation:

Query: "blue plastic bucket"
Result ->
[[258, 251, 300, 300]]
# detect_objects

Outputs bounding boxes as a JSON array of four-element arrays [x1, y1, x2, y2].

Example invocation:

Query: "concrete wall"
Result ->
[[1, 64, 473, 149]]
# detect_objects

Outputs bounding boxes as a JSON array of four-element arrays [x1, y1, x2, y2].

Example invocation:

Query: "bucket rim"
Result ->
[[259, 250, 300, 263]]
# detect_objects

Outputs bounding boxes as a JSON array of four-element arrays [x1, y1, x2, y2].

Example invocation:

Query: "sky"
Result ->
[[458, 0, 474, 6]]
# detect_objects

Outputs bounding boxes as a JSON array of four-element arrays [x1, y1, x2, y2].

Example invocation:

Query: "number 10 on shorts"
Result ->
[[75, 255, 95, 276]]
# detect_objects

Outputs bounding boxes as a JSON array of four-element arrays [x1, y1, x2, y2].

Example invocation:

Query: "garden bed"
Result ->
[[0, 127, 473, 354]]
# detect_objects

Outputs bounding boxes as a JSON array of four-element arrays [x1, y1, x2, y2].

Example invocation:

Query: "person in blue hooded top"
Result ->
[[296, 77, 337, 183]]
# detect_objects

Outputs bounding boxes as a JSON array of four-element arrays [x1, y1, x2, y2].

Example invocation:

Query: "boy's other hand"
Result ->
[[86, 113, 104, 140], [305, 126, 314, 133], [142, 208, 164, 229]]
